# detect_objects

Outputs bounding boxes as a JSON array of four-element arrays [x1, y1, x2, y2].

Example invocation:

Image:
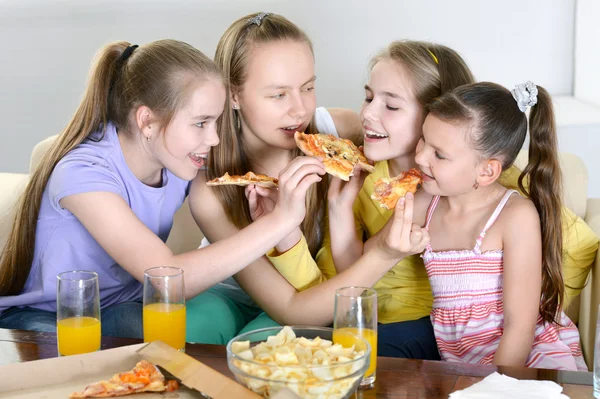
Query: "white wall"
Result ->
[[0, 0, 576, 174], [575, 0, 600, 107]]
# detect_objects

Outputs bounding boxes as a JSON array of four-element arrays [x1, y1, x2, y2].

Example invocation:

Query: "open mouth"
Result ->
[[189, 152, 208, 168], [280, 123, 306, 136], [364, 127, 388, 141]]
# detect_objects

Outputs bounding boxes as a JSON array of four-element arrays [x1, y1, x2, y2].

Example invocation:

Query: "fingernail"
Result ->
[[399, 197, 406, 206], [406, 192, 414, 200]]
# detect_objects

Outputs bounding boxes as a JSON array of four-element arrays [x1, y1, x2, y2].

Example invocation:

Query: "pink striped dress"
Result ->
[[422, 189, 587, 371]]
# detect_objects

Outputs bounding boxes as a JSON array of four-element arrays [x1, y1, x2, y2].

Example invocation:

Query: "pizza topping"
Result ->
[[295, 131, 375, 181], [69, 360, 179, 398], [371, 168, 423, 210]]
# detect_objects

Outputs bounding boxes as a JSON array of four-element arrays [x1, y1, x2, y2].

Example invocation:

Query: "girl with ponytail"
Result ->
[[406, 81, 587, 370], [0, 39, 328, 337]]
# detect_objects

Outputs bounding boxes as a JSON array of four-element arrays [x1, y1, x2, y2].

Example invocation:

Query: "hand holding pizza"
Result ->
[[272, 156, 326, 226], [366, 191, 429, 261], [245, 184, 278, 222], [327, 166, 367, 213]]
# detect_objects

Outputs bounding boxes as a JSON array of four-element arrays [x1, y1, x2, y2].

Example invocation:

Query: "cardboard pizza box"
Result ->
[[0, 341, 264, 399]]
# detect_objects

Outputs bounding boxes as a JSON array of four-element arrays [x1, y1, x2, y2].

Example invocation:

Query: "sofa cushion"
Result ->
[[0, 173, 29, 251], [29, 135, 58, 174]]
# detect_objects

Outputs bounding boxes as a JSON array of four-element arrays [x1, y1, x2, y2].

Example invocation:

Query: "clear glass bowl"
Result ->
[[227, 326, 370, 399]]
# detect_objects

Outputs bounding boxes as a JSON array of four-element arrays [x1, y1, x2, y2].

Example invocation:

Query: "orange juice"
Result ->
[[57, 316, 101, 356], [143, 302, 186, 350], [333, 327, 378, 377]]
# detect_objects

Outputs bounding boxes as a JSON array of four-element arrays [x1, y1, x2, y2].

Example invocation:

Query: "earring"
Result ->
[[473, 181, 480, 190], [232, 104, 239, 110], [146, 135, 151, 142]]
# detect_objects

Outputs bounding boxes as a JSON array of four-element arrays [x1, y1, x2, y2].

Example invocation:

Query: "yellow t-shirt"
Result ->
[[268, 161, 598, 322]]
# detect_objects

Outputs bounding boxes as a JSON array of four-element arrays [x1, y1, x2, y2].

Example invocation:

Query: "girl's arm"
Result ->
[[60, 157, 325, 300], [327, 171, 367, 272], [494, 197, 542, 367], [193, 182, 428, 325]]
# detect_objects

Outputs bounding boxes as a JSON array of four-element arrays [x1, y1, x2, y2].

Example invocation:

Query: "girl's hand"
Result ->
[[272, 157, 326, 226], [327, 166, 366, 212], [366, 192, 429, 261], [245, 184, 278, 222]]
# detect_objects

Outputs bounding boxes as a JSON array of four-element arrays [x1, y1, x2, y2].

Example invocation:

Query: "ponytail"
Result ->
[[518, 86, 564, 325]]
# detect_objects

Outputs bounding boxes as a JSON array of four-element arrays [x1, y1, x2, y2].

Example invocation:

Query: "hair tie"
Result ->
[[428, 49, 439, 65], [119, 45, 138, 63], [511, 81, 538, 112], [247, 12, 272, 27]]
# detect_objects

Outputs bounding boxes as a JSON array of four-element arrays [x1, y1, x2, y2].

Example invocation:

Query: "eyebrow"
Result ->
[[364, 85, 406, 102], [264, 76, 317, 90], [192, 115, 218, 120]]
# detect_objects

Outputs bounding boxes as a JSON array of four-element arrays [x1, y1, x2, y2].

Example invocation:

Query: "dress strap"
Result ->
[[424, 196, 441, 252], [474, 189, 519, 252]]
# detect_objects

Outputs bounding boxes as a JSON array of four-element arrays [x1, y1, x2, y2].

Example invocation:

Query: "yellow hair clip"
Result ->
[[428, 49, 439, 65]]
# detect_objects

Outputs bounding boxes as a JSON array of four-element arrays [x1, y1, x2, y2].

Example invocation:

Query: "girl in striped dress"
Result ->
[[412, 81, 587, 370]]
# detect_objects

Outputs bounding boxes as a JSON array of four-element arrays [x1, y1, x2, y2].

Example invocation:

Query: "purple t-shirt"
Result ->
[[0, 123, 190, 313]]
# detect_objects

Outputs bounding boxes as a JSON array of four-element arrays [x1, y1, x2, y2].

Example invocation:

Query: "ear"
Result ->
[[476, 158, 503, 188], [134, 106, 155, 138], [230, 89, 241, 110]]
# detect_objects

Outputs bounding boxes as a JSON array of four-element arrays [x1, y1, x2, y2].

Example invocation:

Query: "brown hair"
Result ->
[[0, 39, 221, 295], [428, 82, 564, 325], [370, 41, 476, 110], [210, 12, 326, 255]]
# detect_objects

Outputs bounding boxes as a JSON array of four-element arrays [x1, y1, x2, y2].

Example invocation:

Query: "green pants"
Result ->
[[186, 286, 280, 344]]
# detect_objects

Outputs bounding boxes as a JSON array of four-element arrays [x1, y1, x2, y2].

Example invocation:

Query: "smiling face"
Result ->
[[233, 39, 317, 151], [360, 59, 425, 163], [154, 77, 225, 181], [415, 114, 484, 196]]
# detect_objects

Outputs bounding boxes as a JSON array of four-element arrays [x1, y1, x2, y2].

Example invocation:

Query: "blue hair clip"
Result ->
[[247, 12, 273, 27]]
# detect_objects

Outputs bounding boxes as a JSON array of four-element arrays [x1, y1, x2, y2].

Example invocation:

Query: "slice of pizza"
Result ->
[[371, 168, 423, 210], [294, 131, 375, 181], [69, 360, 179, 398], [206, 171, 278, 188]]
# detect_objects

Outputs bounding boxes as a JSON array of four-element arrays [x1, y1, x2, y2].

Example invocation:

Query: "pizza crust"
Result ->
[[206, 172, 279, 188]]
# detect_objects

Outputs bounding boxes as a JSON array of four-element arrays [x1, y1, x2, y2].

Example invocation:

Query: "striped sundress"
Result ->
[[422, 189, 587, 371]]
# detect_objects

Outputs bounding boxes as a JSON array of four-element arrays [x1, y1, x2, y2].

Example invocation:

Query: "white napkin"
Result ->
[[449, 372, 569, 399]]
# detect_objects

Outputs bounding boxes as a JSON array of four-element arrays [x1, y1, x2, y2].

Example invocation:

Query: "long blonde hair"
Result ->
[[370, 41, 476, 110], [0, 39, 220, 295], [209, 12, 326, 255]]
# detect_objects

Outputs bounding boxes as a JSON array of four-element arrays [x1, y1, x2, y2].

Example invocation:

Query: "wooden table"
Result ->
[[0, 328, 594, 398]]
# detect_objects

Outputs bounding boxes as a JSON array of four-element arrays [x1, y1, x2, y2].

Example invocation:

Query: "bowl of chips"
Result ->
[[227, 326, 370, 399]]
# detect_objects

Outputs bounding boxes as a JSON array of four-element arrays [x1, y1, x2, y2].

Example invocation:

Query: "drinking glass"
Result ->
[[57, 271, 101, 356], [333, 286, 378, 386], [143, 266, 186, 351]]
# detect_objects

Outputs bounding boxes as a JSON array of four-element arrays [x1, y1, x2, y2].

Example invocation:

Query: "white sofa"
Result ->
[[1, 137, 599, 368]]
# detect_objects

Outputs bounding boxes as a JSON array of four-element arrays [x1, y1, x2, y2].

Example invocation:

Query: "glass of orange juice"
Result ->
[[56, 271, 101, 356], [333, 286, 378, 387], [143, 266, 186, 351]]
